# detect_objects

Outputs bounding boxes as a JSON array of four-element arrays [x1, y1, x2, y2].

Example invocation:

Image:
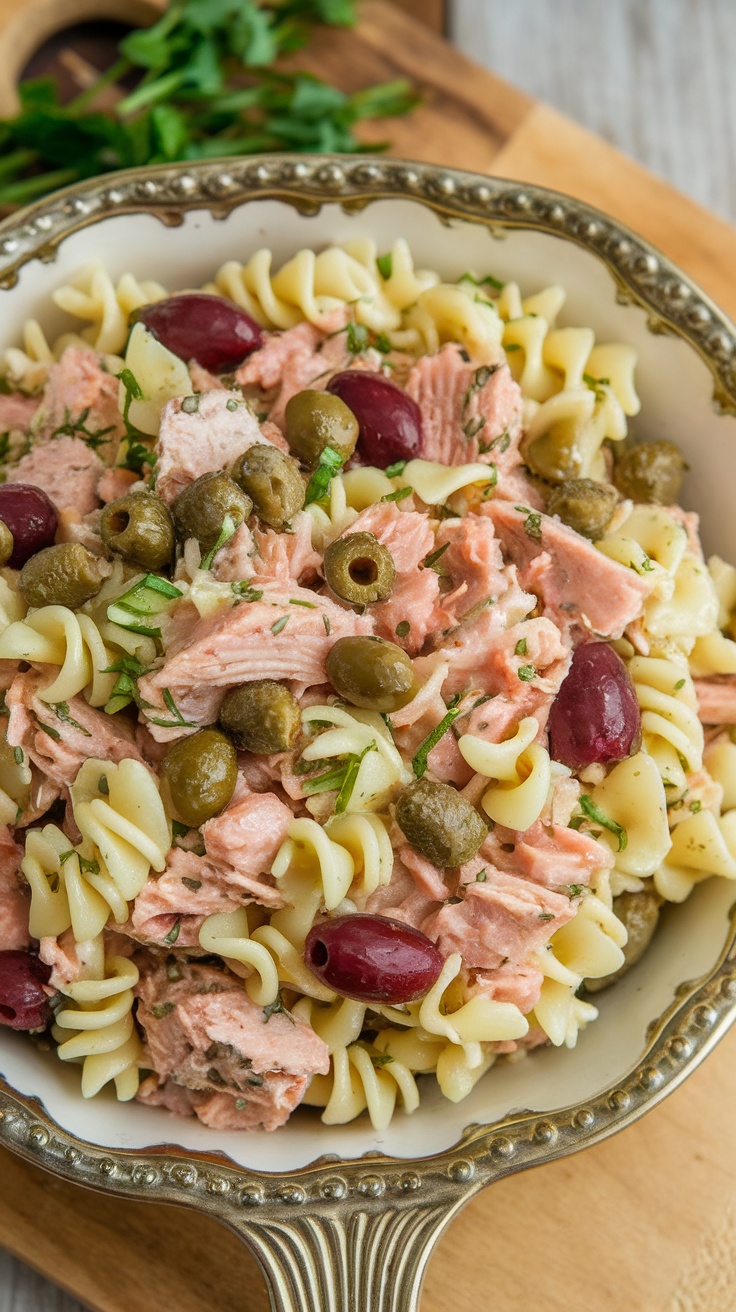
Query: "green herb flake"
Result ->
[[304, 444, 344, 506], [376, 252, 393, 280], [262, 992, 295, 1024], [50, 405, 115, 451], [579, 795, 628, 851], [384, 459, 407, 478], [323, 614, 331, 636], [235, 1098, 247, 1111], [164, 919, 181, 945], [475, 868, 487, 882], [201, 513, 238, 570], [171, 820, 190, 838], [395, 620, 410, 638], [271, 615, 289, 636], [13, 747, 23, 766], [370, 1049, 394, 1068], [538, 911, 555, 923], [674, 678, 686, 691], [78, 854, 100, 877], [517, 664, 536, 681], [514, 638, 528, 657], [459, 271, 504, 292], [412, 694, 462, 778], [231, 581, 263, 603], [52, 701, 92, 736], [151, 1002, 175, 1019], [423, 541, 450, 573], [98, 775, 109, 796], [226, 398, 240, 412], [382, 485, 412, 503], [289, 597, 317, 608], [689, 799, 703, 813], [515, 506, 542, 540], [504, 343, 522, 352]]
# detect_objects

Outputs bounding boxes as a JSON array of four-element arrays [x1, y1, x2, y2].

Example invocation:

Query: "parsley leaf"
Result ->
[[578, 795, 628, 852], [304, 445, 343, 506], [412, 695, 462, 778]]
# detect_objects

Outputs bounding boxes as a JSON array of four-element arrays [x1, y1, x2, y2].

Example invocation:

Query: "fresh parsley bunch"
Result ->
[[0, 0, 418, 207]]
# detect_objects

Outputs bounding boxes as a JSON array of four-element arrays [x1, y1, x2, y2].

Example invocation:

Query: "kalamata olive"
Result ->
[[548, 641, 641, 771], [326, 371, 423, 468], [135, 293, 263, 372], [0, 951, 53, 1031], [304, 913, 443, 1003], [396, 777, 488, 867], [0, 520, 13, 567], [0, 483, 58, 569]]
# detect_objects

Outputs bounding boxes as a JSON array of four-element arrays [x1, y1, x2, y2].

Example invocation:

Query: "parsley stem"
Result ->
[[66, 57, 133, 115], [0, 168, 78, 205]]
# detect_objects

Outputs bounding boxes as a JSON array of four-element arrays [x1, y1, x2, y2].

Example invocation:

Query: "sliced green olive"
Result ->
[[100, 491, 175, 570], [159, 729, 237, 828], [172, 472, 252, 553], [0, 520, 14, 567], [219, 680, 301, 754], [326, 635, 416, 712], [323, 531, 396, 605], [284, 389, 359, 468], [19, 542, 104, 609], [546, 478, 619, 539], [585, 889, 661, 993], [231, 444, 305, 530], [396, 777, 487, 867], [612, 441, 688, 505]]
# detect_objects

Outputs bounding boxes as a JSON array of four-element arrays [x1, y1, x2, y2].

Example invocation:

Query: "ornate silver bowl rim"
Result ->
[[1, 154, 736, 1312]]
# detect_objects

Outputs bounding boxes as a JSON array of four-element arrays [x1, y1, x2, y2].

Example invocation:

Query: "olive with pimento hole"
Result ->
[[100, 491, 174, 571], [323, 531, 396, 606]]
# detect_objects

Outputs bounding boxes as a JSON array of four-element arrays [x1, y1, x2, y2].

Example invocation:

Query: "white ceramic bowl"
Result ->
[[1, 156, 736, 1312]]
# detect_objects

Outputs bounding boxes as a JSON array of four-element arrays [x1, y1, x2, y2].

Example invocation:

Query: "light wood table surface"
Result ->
[[2, 1, 736, 1309]]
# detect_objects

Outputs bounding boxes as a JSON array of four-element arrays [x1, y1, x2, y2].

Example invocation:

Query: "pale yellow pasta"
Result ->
[[597, 505, 687, 589], [271, 817, 354, 912], [708, 554, 736, 626], [198, 906, 336, 1006], [0, 737, 30, 828], [21, 824, 76, 939], [0, 575, 26, 631], [54, 936, 142, 1100], [340, 465, 395, 510], [52, 260, 166, 355], [644, 554, 718, 647], [340, 236, 439, 309], [301, 704, 409, 812], [690, 629, 736, 677], [305, 473, 359, 549], [399, 458, 496, 505], [71, 759, 170, 910], [304, 1041, 419, 1130], [417, 953, 528, 1065], [121, 322, 192, 436], [403, 284, 504, 360], [324, 812, 393, 899], [459, 717, 551, 831], [0, 605, 116, 707], [589, 750, 672, 878], [655, 809, 736, 902], [704, 739, 736, 812], [628, 654, 704, 801], [291, 995, 366, 1053], [549, 892, 628, 981], [529, 977, 599, 1049]]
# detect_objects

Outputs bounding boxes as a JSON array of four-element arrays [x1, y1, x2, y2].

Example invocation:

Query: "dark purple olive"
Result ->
[[0, 484, 58, 569], [0, 951, 53, 1031], [326, 371, 424, 468], [135, 293, 263, 372], [305, 913, 443, 1004], [548, 641, 641, 771]]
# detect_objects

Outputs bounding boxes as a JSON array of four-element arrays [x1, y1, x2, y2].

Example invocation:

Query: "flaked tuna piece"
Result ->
[[398, 846, 453, 902], [421, 868, 576, 971], [0, 825, 30, 951], [477, 819, 612, 891], [404, 344, 524, 475], [694, 676, 736, 724], [137, 583, 372, 735], [97, 466, 139, 504], [364, 851, 443, 928], [249, 512, 322, 586], [202, 791, 293, 890], [135, 958, 329, 1131], [7, 435, 104, 517], [136, 1071, 313, 1131], [439, 604, 569, 703], [129, 850, 241, 948], [487, 500, 653, 638], [208, 523, 256, 582], [467, 959, 544, 1015], [0, 391, 40, 432], [343, 501, 440, 654], [38, 928, 85, 988], [155, 390, 287, 505], [33, 347, 124, 457], [6, 670, 146, 791], [433, 515, 508, 626], [187, 361, 226, 394]]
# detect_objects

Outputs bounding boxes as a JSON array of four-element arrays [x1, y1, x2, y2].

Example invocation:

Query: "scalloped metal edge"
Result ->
[[1, 154, 736, 1228]]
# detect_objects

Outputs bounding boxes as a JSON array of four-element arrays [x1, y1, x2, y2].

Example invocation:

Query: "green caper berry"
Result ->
[[19, 542, 104, 610], [0, 520, 13, 567], [219, 680, 301, 754], [326, 635, 416, 712], [159, 729, 237, 828], [396, 777, 488, 867], [612, 441, 688, 505], [323, 532, 396, 606], [585, 889, 661, 993], [231, 444, 305, 530], [546, 479, 619, 540], [100, 491, 175, 570], [284, 389, 359, 468], [172, 472, 252, 553]]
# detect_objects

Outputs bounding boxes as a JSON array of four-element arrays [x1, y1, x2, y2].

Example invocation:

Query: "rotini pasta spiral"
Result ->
[[301, 704, 409, 813], [398, 459, 496, 506], [324, 813, 393, 900], [270, 817, 354, 912], [71, 758, 170, 910], [417, 952, 529, 1065], [303, 1040, 419, 1130], [371, 1023, 496, 1104], [655, 808, 736, 902], [52, 260, 167, 356], [21, 822, 111, 942], [588, 750, 672, 879], [291, 995, 366, 1053], [53, 935, 142, 1100], [403, 284, 504, 360], [628, 654, 704, 800], [198, 906, 335, 1007], [458, 716, 552, 831], [0, 606, 116, 707], [0, 735, 31, 827]]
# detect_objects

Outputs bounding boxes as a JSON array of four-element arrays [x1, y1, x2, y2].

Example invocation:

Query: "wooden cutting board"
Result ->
[[2, 3, 736, 1309]]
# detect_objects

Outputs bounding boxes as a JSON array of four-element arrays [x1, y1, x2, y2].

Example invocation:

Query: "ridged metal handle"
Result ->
[[235, 1200, 459, 1312]]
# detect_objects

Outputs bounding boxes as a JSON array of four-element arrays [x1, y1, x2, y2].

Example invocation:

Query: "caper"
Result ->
[[326, 635, 416, 712], [19, 542, 104, 609], [612, 440, 688, 505], [100, 491, 175, 570], [323, 532, 396, 605], [284, 389, 359, 468], [172, 472, 252, 553], [159, 729, 237, 828], [219, 680, 301, 754], [523, 429, 583, 484], [231, 444, 304, 530], [585, 889, 661, 993], [396, 777, 487, 867], [546, 478, 619, 540], [0, 520, 13, 568]]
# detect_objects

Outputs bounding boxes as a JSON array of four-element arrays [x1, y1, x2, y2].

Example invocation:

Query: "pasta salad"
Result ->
[[0, 238, 735, 1133]]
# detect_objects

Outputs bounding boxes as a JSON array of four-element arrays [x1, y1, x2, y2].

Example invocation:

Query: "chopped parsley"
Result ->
[[538, 911, 555, 923], [384, 459, 407, 478], [674, 678, 686, 691], [515, 505, 542, 540], [462, 363, 498, 414], [475, 868, 487, 882], [369, 1049, 394, 1068], [514, 638, 528, 657], [103, 654, 153, 716], [304, 444, 343, 506], [459, 271, 504, 292], [50, 406, 115, 450], [517, 664, 536, 681], [201, 514, 237, 569], [164, 919, 181, 945], [376, 252, 393, 280], [52, 701, 92, 736], [262, 992, 295, 1024], [382, 485, 412, 503], [395, 620, 411, 638], [301, 743, 376, 814], [412, 694, 462, 778], [323, 614, 331, 635], [463, 415, 486, 440], [479, 430, 511, 456], [423, 541, 450, 572], [146, 688, 196, 731], [579, 795, 627, 851], [151, 1002, 175, 1019], [271, 615, 289, 636], [290, 597, 317, 608], [231, 581, 263, 603]]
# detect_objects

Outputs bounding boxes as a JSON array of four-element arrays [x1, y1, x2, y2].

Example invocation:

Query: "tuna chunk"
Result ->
[[128, 849, 244, 948], [137, 584, 372, 733], [155, 391, 286, 505], [6, 670, 146, 791], [439, 605, 569, 705], [137, 1072, 313, 1131], [344, 501, 440, 654], [248, 512, 322, 587], [433, 515, 509, 625], [487, 500, 653, 638], [135, 958, 329, 1131], [34, 347, 124, 456], [422, 868, 576, 971], [236, 322, 382, 430], [97, 466, 138, 504], [202, 791, 293, 892], [0, 825, 30, 951], [404, 344, 524, 478], [477, 819, 613, 891], [694, 676, 736, 725], [467, 959, 544, 1014], [364, 851, 443, 928], [0, 392, 40, 432], [7, 435, 104, 517]]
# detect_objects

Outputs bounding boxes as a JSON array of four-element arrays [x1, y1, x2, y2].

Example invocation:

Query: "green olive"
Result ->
[[284, 389, 359, 468], [523, 429, 584, 484], [172, 472, 252, 553], [585, 889, 661, 993], [100, 491, 175, 570], [546, 478, 619, 539], [19, 542, 104, 609], [231, 444, 305, 530], [612, 441, 688, 505], [323, 532, 396, 605], [0, 520, 13, 567], [396, 777, 487, 867], [219, 680, 301, 754], [326, 635, 416, 712], [159, 728, 237, 828]]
